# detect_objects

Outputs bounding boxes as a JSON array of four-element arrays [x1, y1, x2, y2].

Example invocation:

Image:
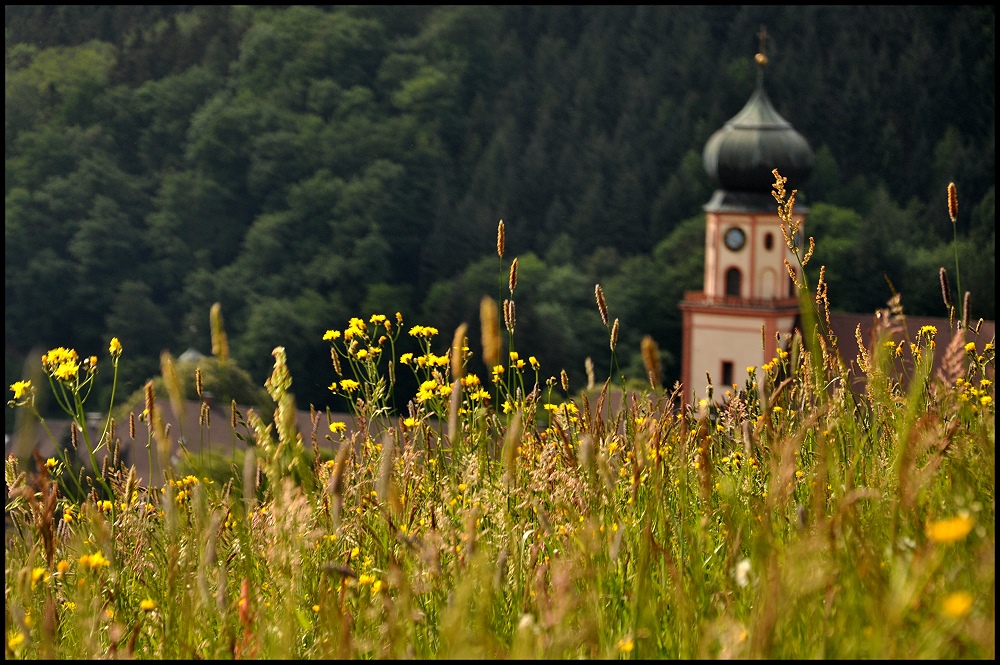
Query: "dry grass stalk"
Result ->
[[480, 296, 501, 370], [504, 299, 516, 333], [947, 182, 958, 223], [935, 326, 967, 387], [451, 323, 468, 381], [210, 302, 230, 361], [594, 284, 608, 327], [939, 267, 952, 309], [641, 335, 662, 389]]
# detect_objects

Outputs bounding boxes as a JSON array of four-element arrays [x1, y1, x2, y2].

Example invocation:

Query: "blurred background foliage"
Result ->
[[5, 6, 995, 425]]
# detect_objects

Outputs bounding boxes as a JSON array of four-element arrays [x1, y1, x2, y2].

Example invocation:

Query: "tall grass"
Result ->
[[5, 175, 994, 659]]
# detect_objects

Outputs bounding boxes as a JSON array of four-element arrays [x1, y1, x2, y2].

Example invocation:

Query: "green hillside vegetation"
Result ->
[[5, 6, 995, 422]]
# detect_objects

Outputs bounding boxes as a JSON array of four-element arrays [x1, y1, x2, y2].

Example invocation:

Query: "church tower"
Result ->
[[679, 30, 814, 403]]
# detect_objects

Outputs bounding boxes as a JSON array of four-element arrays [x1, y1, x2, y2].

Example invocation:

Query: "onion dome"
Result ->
[[702, 38, 814, 208]]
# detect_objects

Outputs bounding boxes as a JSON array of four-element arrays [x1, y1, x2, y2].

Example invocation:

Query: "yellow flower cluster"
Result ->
[[79, 551, 110, 569], [331, 379, 360, 393], [168, 474, 201, 503], [761, 348, 789, 374], [955, 377, 994, 409], [42, 347, 84, 382], [408, 325, 438, 338], [400, 352, 448, 368]]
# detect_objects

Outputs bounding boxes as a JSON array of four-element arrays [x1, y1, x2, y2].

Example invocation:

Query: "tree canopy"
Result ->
[[5, 5, 995, 424]]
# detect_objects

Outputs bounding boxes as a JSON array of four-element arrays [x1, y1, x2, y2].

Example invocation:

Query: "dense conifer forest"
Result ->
[[5, 5, 995, 420]]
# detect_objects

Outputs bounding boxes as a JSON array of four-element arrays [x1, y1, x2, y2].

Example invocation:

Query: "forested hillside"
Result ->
[[5, 5, 995, 421]]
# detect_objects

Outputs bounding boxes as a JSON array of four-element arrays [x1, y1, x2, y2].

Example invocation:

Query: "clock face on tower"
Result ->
[[724, 226, 746, 251]]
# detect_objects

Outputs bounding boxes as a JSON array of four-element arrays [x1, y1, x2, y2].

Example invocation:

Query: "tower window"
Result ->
[[725, 267, 742, 297], [764, 232, 774, 250], [721, 361, 734, 387]]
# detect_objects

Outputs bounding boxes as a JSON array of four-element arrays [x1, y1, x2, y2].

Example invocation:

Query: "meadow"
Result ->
[[5, 175, 994, 659]]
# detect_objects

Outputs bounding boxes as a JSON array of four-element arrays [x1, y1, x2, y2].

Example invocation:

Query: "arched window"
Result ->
[[764, 232, 774, 250], [725, 267, 742, 297]]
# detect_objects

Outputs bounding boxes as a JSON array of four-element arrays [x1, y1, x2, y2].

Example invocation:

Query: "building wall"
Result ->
[[682, 307, 797, 402]]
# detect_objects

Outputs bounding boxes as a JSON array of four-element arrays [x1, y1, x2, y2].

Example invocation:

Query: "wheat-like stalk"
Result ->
[[947, 183, 962, 300], [480, 296, 501, 370], [451, 323, 468, 381], [210, 302, 230, 361], [939, 267, 952, 309], [595, 284, 609, 327], [504, 299, 516, 332], [641, 335, 662, 389]]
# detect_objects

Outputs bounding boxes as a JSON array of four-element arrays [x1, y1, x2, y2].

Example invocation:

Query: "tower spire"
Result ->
[[755, 25, 768, 89]]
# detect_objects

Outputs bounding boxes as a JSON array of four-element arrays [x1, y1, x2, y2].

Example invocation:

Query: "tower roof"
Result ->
[[702, 34, 814, 209]]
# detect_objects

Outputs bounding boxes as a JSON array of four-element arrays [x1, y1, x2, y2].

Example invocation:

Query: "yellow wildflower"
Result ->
[[926, 514, 974, 544], [10, 380, 32, 399], [109, 337, 122, 358], [140, 599, 156, 611], [79, 551, 110, 569], [31, 567, 48, 587], [53, 360, 80, 382], [941, 591, 974, 618], [329, 422, 347, 434]]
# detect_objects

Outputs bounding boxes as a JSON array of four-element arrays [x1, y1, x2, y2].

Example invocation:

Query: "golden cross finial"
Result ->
[[755, 25, 769, 67]]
